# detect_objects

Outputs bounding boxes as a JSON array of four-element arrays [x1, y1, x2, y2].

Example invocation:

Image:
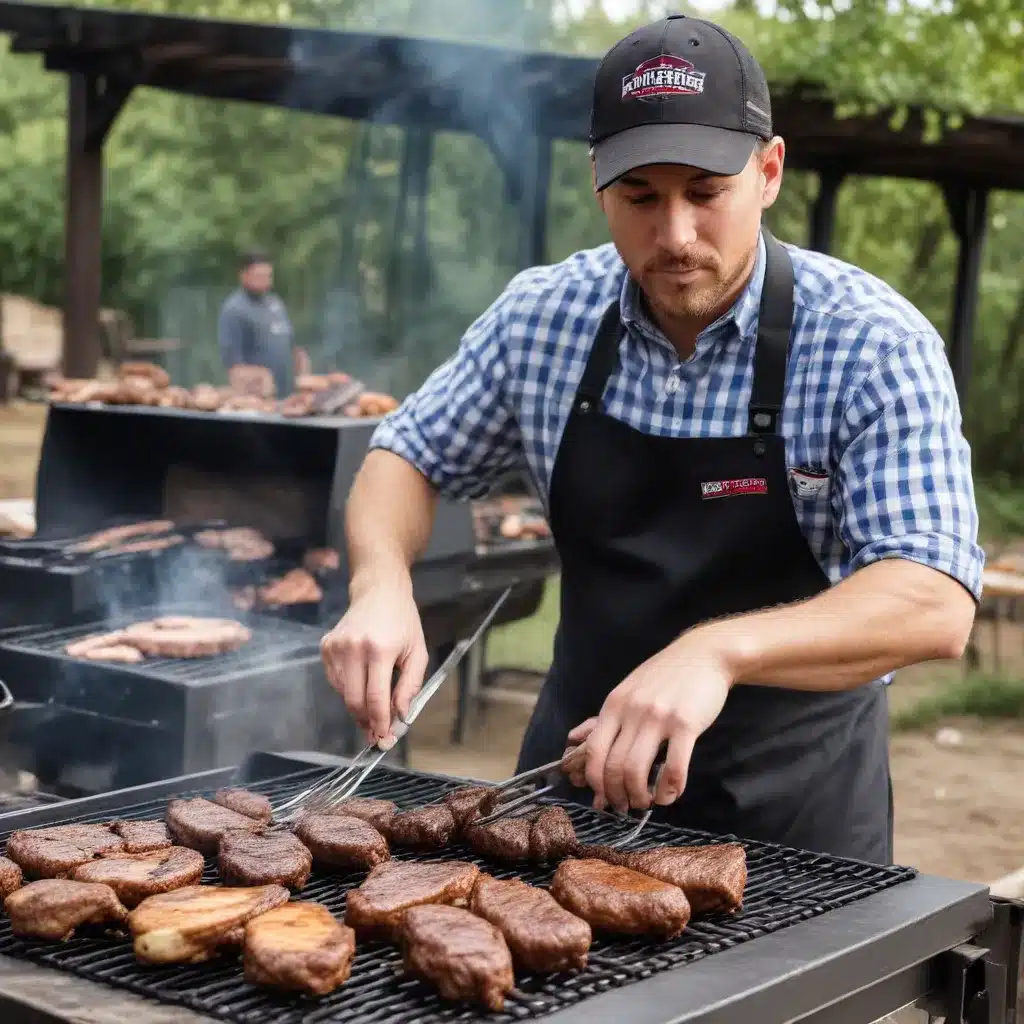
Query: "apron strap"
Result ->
[[748, 229, 795, 436], [574, 300, 623, 414]]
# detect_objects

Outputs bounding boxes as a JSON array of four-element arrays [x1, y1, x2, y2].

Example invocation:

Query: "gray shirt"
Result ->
[[218, 288, 294, 397]]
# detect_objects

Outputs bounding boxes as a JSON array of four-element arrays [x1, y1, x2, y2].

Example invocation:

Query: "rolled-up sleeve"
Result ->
[[832, 329, 984, 600], [368, 292, 524, 500]]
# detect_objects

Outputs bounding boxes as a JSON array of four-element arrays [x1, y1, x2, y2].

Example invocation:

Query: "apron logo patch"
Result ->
[[700, 477, 768, 499], [789, 467, 829, 498]]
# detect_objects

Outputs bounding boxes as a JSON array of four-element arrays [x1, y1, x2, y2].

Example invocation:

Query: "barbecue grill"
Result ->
[[0, 750, 1018, 1024]]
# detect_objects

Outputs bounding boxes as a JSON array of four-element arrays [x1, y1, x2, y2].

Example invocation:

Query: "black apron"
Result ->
[[517, 231, 893, 864]]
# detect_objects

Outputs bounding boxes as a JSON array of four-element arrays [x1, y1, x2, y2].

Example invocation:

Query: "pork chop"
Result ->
[[4, 879, 129, 941], [0, 856, 23, 899], [212, 788, 273, 822], [388, 804, 456, 850], [71, 846, 205, 907], [243, 902, 356, 996], [111, 820, 172, 854], [550, 858, 691, 938], [292, 814, 389, 872], [5, 823, 125, 878], [329, 797, 398, 837], [345, 859, 480, 941], [401, 904, 514, 1012], [129, 884, 290, 964], [470, 873, 592, 973], [218, 829, 312, 890], [166, 797, 265, 855]]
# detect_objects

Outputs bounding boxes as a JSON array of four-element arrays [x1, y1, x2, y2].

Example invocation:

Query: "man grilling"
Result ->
[[320, 16, 981, 865]]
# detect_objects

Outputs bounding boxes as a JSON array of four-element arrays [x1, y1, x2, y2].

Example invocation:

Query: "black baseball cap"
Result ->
[[589, 14, 773, 191]]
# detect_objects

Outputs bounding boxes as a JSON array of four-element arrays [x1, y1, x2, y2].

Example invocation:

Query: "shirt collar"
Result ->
[[618, 230, 767, 354]]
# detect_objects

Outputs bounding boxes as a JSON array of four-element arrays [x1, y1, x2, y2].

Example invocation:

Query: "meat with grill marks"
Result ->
[[292, 814, 389, 872], [0, 856, 23, 898], [529, 807, 580, 861], [243, 902, 356, 996], [470, 874, 592, 973], [218, 829, 312, 890], [387, 804, 456, 850], [71, 846, 205, 908], [464, 816, 533, 863], [111, 820, 172, 854], [344, 859, 480, 941], [212, 788, 273, 822], [442, 786, 496, 831], [400, 904, 514, 1012], [550, 858, 691, 939], [4, 879, 129, 941], [5, 823, 125, 879], [166, 797, 265, 856], [329, 797, 398, 837], [583, 842, 747, 914], [129, 884, 290, 964]]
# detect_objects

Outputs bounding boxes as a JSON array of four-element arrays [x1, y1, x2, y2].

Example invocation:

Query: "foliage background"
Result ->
[[0, 0, 1021, 487]]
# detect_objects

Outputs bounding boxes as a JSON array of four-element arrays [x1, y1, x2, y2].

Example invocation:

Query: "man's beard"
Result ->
[[640, 243, 756, 323]]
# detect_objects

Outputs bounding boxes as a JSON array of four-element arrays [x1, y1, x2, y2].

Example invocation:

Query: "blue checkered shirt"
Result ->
[[371, 231, 985, 605]]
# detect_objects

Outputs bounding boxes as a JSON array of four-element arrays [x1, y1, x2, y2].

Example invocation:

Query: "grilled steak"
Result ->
[[5, 823, 125, 878], [293, 814, 389, 872], [442, 786, 496, 831], [243, 902, 356, 996], [550, 858, 691, 938], [464, 816, 533, 863], [388, 804, 456, 849], [129, 883, 290, 964], [345, 859, 480, 941], [401, 904, 514, 1012], [212, 788, 273, 822], [218, 829, 312, 890], [257, 569, 322, 607], [123, 617, 251, 658], [4, 879, 129, 941], [194, 527, 274, 562], [0, 856, 23, 898], [111, 819, 172, 854], [71, 846, 205, 907], [529, 807, 580, 861], [618, 843, 747, 914], [166, 797, 265, 856], [470, 873, 592, 973], [329, 797, 398, 837]]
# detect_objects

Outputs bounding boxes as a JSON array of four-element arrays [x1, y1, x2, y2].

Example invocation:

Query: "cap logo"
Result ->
[[622, 54, 705, 102]]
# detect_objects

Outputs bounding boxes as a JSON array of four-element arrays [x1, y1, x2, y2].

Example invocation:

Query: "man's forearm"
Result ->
[[693, 559, 977, 691], [345, 449, 438, 598]]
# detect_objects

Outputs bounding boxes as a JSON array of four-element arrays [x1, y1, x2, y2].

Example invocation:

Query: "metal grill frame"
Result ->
[[0, 751, 1011, 1024]]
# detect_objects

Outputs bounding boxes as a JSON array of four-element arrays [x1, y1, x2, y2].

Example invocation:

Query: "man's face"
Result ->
[[596, 139, 784, 327], [241, 261, 273, 294]]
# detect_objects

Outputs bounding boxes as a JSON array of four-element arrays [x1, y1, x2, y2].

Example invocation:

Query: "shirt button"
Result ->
[[665, 374, 680, 395]]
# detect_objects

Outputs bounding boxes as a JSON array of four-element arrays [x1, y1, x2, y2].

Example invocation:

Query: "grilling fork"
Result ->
[[271, 586, 513, 825]]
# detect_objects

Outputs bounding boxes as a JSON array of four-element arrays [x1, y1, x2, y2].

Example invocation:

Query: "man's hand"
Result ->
[[320, 576, 429, 745], [583, 635, 734, 814]]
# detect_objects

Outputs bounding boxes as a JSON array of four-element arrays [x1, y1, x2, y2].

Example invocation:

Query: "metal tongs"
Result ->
[[271, 586, 513, 824], [474, 740, 668, 849]]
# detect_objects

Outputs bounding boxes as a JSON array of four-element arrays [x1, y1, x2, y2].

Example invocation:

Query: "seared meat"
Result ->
[[118, 361, 171, 389], [345, 859, 480, 941], [5, 823, 125, 879], [257, 569, 322, 607], [293, 814, 389, 872], [329, 797, 397, 837], [166, 797, 265, 856], [67, 520, 175, 555], [470, 873, 591, 973], [401, 904, 514, 1012], [388, 804, 456, 850], [71, 846, 204, 908], [243, 902, 356, 996], [212, 788, 273, 822], [529, 807, 580, 861], [64, 631, 141, 661], [218, 829, 312, 890], [111, 820, 172, 854], [4, 879, 129, 940], [302, 547, 340, 573], [129, 884, 290, 964], [123, 617, 251, 658], [78, 643, 145, 663], [550, 858, 691, 938], [442, 786, 496, 831], [98, 533, 185, 557], [464, 816, 532, 863], [194, 527, 274, 562], [621, 843, 747, 914], [0, 856, 23, 898]]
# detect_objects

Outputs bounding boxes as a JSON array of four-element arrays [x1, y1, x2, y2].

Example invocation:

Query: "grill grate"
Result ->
[[0, 765, 917, 1023], [0, 609, 322, 682]]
